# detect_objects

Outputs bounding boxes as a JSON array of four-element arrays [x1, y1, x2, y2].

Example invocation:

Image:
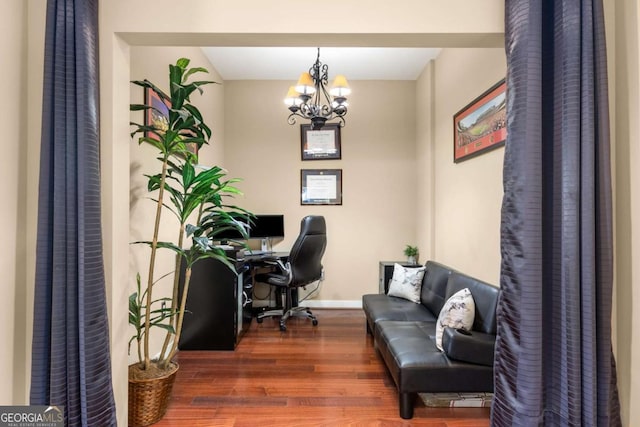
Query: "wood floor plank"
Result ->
[[154, 309, 490, 426]]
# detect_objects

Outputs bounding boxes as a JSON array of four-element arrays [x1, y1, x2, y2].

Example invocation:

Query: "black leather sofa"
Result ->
[[362, 260, 500, 419]]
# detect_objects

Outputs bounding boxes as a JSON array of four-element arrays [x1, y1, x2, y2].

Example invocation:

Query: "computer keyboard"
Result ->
[[247, 250, 273, 256]]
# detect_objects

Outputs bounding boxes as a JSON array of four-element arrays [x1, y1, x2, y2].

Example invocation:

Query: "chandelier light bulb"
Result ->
[[284, 86, 302, 108], [295, 72, 316, 95], [330, 75, 351, 97]]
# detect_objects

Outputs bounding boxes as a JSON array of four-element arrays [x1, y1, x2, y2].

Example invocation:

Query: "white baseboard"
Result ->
[[300, 300, 362, 309]]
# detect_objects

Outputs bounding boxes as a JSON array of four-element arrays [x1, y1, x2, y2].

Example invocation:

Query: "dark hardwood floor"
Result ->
[[156, 309, 491, 426]]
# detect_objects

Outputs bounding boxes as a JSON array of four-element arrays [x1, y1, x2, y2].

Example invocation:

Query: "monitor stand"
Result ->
[[261, 237, 271, 252]]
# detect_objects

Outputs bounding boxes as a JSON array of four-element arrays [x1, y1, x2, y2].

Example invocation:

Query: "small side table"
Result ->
[[378, 261, 422, 294]]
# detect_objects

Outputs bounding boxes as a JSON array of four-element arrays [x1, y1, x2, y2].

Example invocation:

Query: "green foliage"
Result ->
[[128, 273, 176, 360], [404, 245, 419, 257], [129, 58, 252, 370], [130, 58, 214, 162]]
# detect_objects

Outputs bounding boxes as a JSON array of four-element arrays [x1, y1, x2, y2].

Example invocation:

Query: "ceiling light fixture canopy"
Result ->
[[285, 48, 350, 130]]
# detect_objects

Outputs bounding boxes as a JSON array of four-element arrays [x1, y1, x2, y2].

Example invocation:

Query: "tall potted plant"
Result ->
[[128, 58, 250, 426]]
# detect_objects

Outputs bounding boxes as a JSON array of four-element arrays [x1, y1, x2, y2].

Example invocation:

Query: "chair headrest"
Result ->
[[300, 215, 326, 235]]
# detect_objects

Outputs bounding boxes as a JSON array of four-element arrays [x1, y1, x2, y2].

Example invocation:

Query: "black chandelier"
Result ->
[[285, 48, 351, 130]]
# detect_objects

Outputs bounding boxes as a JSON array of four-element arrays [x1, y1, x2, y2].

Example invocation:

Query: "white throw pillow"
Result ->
[[435, 288, 475, 351], [387, 263, 426, 303]]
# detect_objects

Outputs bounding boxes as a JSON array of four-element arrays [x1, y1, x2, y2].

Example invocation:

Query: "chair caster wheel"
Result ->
[[312, 319, 318, 326], [279, 324, 287, 332], [256, 317, 263, 324]]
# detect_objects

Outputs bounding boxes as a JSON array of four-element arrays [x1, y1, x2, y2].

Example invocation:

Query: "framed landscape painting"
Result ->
[[144, 87, 170, 141], [453, 79, 507, 163], [144, 86, 197, 156]]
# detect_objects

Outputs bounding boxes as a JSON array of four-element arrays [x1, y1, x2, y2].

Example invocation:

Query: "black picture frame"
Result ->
[[300, 123, 342, 160], [300, 169, 342, 205], [453, 79, 506, 163]]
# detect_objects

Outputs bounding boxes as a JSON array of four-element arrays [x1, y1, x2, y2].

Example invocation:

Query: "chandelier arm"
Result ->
[[287, 113, 299, 126]]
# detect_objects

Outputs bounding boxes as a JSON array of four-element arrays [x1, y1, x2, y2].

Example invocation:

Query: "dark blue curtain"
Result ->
[[30, 0, 116, 425], [493, 0, 621, 425]]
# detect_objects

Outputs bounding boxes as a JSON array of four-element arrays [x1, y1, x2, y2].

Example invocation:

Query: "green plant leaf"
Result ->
[[185, 224, 200, 237], [183, 66, 209, 82], [193, 236, 212, 252], [130, 104, 152, 111], [176, 58, 190, 68]]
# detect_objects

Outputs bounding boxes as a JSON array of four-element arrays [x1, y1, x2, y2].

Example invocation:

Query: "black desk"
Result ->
[[177, 254, 250, 351], [177, 250, 289, 351]]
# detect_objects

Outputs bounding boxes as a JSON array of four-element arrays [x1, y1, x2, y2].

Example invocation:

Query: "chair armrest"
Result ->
[[261, 257, 286, 269], [261, 257, 292, 284], [441, 327, 495, 367]]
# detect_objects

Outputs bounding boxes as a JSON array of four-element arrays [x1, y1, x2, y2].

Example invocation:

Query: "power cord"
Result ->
[[299, 275, 324, 303]]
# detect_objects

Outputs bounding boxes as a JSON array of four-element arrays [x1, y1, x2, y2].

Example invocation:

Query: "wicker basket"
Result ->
[[128, 363, 179, 426]]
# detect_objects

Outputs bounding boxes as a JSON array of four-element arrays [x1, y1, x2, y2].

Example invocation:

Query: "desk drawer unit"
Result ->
[[178, 254, 249, 351]]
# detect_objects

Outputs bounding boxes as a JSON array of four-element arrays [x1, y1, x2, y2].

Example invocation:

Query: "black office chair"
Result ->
[[255, 215, 327, 331]]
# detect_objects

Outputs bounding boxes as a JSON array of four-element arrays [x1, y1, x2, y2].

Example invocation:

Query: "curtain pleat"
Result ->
[[30, 0, 117, 425], [493, 0, 621, 425]]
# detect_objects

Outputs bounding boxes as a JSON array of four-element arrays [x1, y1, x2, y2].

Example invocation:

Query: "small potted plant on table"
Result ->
[[404, 245, 419, 265]]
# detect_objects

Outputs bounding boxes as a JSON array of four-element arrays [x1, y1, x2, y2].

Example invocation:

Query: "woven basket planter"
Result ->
[[128, 362, 179, 426]]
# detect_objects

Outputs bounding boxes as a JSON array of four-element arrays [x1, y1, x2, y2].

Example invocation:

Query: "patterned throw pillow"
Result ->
[[387, 263, 426, 303], [435, 288, 475, 351]]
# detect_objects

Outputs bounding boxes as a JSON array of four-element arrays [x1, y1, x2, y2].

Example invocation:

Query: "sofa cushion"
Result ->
[[420, 261, 455, 315], [387, 263, 426, 303], [435, 288, 475, 351], [362, 294, 438, 333]]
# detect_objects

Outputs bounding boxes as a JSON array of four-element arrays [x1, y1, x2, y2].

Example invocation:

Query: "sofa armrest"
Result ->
[[441, 327, 495, 367]]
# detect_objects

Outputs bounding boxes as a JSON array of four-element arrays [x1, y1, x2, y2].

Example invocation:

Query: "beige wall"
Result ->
[[3, 0, 47, 406], [431, 48, 506, 284], [129, 47, 224, 363], [106, 0, 504, 47], [612, 0, 640, 424], [415, 61, 436, 261], [1, 0, 26, 405], [224, 80, 418, 303]]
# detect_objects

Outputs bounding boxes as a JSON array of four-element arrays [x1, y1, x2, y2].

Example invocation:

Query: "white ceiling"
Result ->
[[200, 47, 441, 81]]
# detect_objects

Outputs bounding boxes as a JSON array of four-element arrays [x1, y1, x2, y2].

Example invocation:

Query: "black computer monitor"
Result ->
[[249, 215, 285, 239], [213, 214, 284, 242]]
